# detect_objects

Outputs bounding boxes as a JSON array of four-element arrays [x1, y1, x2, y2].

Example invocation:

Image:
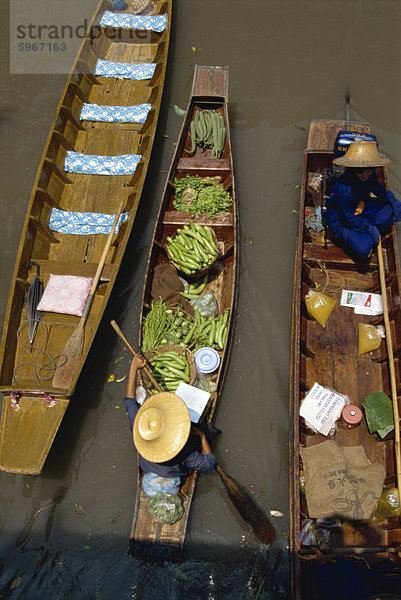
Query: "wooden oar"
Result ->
[[52, 201, 125, 389], [111, 322, 274, 543], [215, 464, 275, 545], [110, 320, 163, 393], [377, 237, 401, 497]]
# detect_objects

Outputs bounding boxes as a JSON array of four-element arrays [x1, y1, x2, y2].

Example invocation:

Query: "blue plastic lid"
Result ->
[[194, 347, 220, 373]]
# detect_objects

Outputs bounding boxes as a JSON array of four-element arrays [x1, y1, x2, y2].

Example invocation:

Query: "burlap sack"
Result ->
[[300, 440, 385, 520], [151, 263, 194, 316]]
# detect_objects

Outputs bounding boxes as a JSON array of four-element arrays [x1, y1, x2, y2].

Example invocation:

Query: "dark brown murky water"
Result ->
[[1, 1, 401, 598]]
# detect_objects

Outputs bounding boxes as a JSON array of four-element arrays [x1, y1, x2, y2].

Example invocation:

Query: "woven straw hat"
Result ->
[[333, 140, 391, 167], [129, 0, 152, 14], [133, 393, 191, 463]]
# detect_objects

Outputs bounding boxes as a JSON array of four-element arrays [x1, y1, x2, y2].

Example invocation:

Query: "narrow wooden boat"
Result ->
[[0, 0, 171, 475], [290, 119, 401, 598], [128, 65, 238, 560]]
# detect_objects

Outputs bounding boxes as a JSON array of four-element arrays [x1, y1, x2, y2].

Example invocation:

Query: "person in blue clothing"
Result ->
[[326, 139, 401, 258], [123, 354, 216, 479]]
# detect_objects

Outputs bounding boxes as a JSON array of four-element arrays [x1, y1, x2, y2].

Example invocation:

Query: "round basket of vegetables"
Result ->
[[139, 345, 197, 394], [165, 221, 221, 278]]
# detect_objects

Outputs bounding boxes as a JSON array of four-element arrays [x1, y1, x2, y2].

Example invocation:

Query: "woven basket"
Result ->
[[166, 228, 222, 279], [139, 345, 196, 392]]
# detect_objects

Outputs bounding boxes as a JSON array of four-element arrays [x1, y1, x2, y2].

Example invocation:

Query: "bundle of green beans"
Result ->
[[166, 221, 219, 275], [148, 350, 191, 393], [142, 299, 174, 353], [187, 109, 226, 158]]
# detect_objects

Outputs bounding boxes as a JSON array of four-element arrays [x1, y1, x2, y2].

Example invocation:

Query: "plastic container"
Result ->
[[338, 404, 363, 429], [305, 290, 336, 327], [111, 0, 126, 10], [358, 323, 385, 354], [194, 347, 220, 373]]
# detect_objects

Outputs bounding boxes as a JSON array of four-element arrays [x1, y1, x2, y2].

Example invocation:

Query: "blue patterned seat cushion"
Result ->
[[100, 12, 168, 32], [80, 102, 151, 123], [64, 151, 141, 175], [49, 208, 129, 235], [95, 60, 155, 80]]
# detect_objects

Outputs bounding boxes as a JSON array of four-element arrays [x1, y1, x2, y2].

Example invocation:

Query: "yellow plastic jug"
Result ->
[[305, 290, 336, 327], [358, 323, 385, 355]]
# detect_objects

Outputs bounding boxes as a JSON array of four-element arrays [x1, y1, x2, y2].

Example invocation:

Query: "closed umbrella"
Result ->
[[26, 261, 44, 345]]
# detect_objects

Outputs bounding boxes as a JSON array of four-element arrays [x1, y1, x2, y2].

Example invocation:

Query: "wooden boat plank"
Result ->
[[191, 65, 229, 98], [0, 0, 172, 474], [33, 259, 114, 281], [0, 394, 70, 475], [177, 158, 231, 171], [162, 211, 233, 227], [307, 119, 370, 151]]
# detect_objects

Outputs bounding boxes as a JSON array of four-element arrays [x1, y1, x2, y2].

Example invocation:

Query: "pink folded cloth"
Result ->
[[37, 274, 93, 316]]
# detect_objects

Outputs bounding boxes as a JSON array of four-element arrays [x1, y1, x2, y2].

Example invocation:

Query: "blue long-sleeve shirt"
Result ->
[[326, 170, 394, 236], [124, 397, 216, 477]]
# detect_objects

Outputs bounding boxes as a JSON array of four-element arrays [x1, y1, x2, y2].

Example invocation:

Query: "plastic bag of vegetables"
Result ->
[[142, 473, 181, 498], [147, 491, 184, 524], [373, 487, 400, 520], [190, 292, 218, 318]]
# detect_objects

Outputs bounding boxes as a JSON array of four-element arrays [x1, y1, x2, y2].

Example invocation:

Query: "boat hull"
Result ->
[[0, 0, 172, 474], [290, 120, 401, 598], [129, 65, 239, 559]]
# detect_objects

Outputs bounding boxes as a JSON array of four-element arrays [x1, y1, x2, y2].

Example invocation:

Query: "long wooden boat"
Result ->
[[290, 119, 401, 598], [128, 65, 238, 560], [0, 0, 171, 475]]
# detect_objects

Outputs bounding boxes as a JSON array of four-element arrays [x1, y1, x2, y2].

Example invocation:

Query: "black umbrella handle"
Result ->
[[26, 261, 41, 276]]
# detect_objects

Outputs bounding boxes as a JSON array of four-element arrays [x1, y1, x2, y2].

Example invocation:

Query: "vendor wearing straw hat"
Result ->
[[326, 140, 401, 258], [123, 355, 216, 478]]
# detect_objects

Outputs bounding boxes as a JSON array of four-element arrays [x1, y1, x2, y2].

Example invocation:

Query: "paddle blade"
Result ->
[[52, 325, 85, 389], [216, 464, 275, 545]]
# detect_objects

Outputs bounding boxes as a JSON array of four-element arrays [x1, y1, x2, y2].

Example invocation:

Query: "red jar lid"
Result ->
[[341, 404, 363, 426]]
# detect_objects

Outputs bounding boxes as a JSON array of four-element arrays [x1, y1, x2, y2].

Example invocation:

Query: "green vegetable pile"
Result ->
[[142, 299, 174, 353], [191, 309, 229, 351], [166, 221, 219, 275], [173, 175, 232, 218], [147, 492, 184, 524], [186, 109, 226, 158], [148, 349, 191, 393]]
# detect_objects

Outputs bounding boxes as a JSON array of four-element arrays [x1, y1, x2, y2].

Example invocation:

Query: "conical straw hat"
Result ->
[[129, 0, 152, 14], [333, 140, 391, 167], [133, 393, 191, 463]]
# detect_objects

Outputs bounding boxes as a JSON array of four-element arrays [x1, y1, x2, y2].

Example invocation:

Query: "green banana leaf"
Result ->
[[362, 392, 395, 439]]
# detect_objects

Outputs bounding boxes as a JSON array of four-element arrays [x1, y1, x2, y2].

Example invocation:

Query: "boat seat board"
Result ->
[[162, 211, 233, 227], [32, 259, 115, 281], [177, 158, 231, 171]]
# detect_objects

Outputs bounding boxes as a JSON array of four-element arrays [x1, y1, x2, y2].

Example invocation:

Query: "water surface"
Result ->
[[1, 1, 401, 598]]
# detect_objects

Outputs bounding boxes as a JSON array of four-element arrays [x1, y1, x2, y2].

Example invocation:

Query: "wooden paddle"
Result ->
[[215, 464, 275, 544], [110, 320, 163, 393], [52, 201, 125, 389], [111, 322, 274, 543], [377, 237, 401, 496]]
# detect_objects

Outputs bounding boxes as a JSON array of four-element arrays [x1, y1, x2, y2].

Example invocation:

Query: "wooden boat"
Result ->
[[0, 0, 172, 475], [290, 119, 401, 598], [128, 65, 238, 560]]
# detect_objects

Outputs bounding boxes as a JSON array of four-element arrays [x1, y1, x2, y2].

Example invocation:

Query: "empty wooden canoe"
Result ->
[[0, 0, 172, 475]]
